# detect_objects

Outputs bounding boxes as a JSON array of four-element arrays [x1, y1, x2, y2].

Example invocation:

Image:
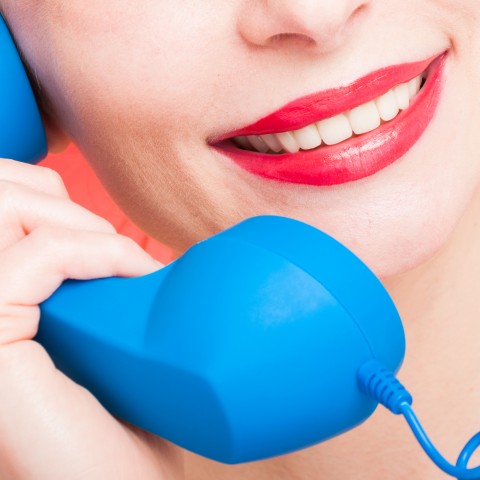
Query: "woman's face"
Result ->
[[5, 0, 480, 278]]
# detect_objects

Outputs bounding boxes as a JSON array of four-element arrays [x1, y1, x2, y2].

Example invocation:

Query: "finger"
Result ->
[[0, 341, 173, 480], [0, 158, 70, 198], [0, 226, 162, 346], [0, 304, 39, 346], [0, 180, 117, 251], [0, 226, 161, 308]]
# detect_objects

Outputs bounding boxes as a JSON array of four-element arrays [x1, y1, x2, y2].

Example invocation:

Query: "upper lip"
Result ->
[[214, 52, 443, 142]]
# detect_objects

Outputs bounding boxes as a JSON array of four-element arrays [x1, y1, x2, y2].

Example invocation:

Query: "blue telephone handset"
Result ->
[[0, 15, 407, 464], [0, 19, 47, 162]]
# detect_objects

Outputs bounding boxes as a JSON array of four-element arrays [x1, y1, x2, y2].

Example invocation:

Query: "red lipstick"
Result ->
[[212, 52, 447, 186]]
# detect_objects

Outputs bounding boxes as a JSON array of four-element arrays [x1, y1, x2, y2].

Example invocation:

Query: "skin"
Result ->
[[1, 0, 480, 478]]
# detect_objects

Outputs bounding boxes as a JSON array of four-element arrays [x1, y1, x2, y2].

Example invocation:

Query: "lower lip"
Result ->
[[212, 53, 447, 186]]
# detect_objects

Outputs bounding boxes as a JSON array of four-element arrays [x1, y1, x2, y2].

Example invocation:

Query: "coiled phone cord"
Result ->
[[358, 360, 480, 480]]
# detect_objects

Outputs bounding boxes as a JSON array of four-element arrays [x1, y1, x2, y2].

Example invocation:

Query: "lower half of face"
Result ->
[[12, 0, 480, 279]]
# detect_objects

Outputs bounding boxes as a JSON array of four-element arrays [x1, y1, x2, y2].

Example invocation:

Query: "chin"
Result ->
[[332, 217, 456, 281]]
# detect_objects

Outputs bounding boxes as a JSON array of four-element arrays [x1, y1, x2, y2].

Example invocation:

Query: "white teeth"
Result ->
[[394, 83, 410, 110], [276, 131, 300, 153], [408, 76, 421, 99], [261, 134, 284, 152], [247, 135, 269, 153], [234, 73, 424, 154], [293, 124, 322, 150], [317, 114, 352, 145], [375, 90, 400, 122], [347, 101, 381, 135]]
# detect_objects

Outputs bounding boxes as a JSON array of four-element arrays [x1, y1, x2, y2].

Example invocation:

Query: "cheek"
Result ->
[[39, 3, 234, 137], [285, 60, 480, 279]]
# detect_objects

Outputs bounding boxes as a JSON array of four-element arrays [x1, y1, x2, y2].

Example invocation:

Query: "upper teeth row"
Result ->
[[234, 75, 423, 154]]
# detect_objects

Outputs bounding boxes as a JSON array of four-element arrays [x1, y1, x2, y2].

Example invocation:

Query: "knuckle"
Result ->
[[0, 306, 39, 346], [37, 167, 68, 196], [111, 234, 140, 255], [28, 225, 67, 250], [0, 181, 22, 219], [25, 227, 82, 269], [95, 217, 117, 234], [0, 179, 18, 204]]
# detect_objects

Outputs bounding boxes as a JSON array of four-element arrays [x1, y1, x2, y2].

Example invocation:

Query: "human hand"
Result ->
[[0, 159, 183, 480]]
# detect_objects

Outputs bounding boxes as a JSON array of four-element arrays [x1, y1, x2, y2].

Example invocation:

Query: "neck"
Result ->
[[185, 189, 480, 479]]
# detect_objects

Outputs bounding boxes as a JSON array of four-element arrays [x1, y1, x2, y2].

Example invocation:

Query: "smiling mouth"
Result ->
[[212, 51, 447, 186], [232, 74, 424, 154]]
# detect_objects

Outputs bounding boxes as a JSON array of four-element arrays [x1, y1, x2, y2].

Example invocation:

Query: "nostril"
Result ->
[[237, 0, 371, 53], [268, 32, 316, 49]]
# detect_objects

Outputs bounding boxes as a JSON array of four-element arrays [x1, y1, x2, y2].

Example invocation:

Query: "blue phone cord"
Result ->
[[357, 359, 480, 479]]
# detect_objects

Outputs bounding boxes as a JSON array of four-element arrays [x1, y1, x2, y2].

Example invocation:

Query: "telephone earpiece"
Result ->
[[0, 15, 47, 163]]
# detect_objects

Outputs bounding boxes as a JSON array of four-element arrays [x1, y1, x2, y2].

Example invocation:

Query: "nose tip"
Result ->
[[237, 0, 369, 54]]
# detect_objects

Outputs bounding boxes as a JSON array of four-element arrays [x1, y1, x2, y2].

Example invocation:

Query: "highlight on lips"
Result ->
[[233, 75, 424, 154]]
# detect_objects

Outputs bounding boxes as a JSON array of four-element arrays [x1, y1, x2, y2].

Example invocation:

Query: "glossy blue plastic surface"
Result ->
[[0, 16, 47, 163], [37, 215, 405, 463]]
